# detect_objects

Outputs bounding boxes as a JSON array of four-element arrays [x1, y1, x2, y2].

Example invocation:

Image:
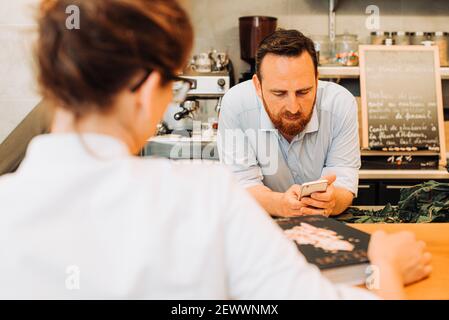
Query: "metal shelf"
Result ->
[[318, 66, 449, 79]]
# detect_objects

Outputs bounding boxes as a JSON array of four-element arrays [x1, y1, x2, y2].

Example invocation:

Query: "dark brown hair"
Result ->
[[36, 0, 193, 117], [256, 29, 318, 80]]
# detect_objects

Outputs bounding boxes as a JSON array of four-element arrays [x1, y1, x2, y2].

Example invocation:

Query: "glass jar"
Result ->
[[392, 31, 411, 45], [335, 34, 359, 66], [312, 35, 333, 65], [383, 32, 395, 46], [425, 32, 434, 41], [432, 31, 449, 66], [370, 31, 387, 45], [411, 31, 427, 45], [383, 37, 395, 46]]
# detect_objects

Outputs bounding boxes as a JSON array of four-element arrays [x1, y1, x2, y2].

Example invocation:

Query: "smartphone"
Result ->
[[298, 179, 328, 200]]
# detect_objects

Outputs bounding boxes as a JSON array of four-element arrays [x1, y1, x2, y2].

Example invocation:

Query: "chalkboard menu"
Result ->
[[360, 45, 446, 160]]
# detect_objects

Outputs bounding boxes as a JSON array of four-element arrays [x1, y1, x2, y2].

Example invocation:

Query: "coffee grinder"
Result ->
[[239, 16, 278, 82]]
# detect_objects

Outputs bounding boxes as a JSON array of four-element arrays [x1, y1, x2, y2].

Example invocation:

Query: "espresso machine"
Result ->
[[144, 49, 232, 160]]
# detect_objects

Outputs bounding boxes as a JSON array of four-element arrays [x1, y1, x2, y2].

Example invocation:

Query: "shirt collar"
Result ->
[[259, 98, 276, 131], [304, 106, 319, 134]]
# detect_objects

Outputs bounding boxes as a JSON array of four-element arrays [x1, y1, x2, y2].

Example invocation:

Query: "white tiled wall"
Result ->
[[185, 0, 449, 79], [0, 0, 40, 144]]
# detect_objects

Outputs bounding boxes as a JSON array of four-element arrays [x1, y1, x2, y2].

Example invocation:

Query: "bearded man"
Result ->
[[218, 29, 361, 217]]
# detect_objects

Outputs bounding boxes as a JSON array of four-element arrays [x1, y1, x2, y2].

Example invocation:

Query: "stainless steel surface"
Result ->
[[156, 122, 169, 136], [358, 184, 372, 189], [210, 50, 230, 72], [151, 70, 231, 159], [161, 71, 230, 132], [190, 53, 213, 73], [385, 185, 414, 189], [188, 49, 230, 73], [145, 134, 218, 160], [215, 97, 223, 114], [329, 0, 337, 42], [181, 73, 230, 96], [163, 102, 196, 131]]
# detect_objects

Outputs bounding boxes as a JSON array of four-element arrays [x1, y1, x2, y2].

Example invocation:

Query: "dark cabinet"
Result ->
[[353, 182, 377, 206], [354, 179, 448, 206], [378, 181, 421, 205]]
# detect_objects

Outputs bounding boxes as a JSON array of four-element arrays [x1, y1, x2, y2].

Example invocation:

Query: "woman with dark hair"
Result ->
[[0, 0, 431, 299]]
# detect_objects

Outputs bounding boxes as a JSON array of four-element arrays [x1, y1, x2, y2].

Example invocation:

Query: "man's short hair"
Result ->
[[256, 29, 318, 80]]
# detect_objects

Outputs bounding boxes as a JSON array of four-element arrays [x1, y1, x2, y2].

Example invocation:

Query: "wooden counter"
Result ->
[[351, 223, 449, 300]]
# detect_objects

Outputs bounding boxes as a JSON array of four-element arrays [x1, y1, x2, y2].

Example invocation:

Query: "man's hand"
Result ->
[[247, 174, 353, 217], [276, 184, 307, 217], [368, 230, 432, 286], [299, 175, 337, 216]]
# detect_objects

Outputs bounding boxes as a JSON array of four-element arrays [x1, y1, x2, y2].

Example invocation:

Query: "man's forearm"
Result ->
[[247, 185, 283, 216], [247, 184, 354, 217], [331, 187, 354, 216]]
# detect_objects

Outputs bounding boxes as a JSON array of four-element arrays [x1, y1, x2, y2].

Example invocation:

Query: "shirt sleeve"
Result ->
[[220, 170, 377, 300], [321, 95, 361, 196], [217, 94, 264, 189]]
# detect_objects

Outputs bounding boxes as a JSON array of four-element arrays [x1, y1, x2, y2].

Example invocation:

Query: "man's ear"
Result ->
[[252, 74, 263, 99]]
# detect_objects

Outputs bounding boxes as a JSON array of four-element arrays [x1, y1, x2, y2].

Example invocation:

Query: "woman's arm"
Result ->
[[223, 174, 431, 299]]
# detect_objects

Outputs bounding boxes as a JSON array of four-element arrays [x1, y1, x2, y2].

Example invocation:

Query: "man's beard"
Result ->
[[262, 95, 316, 138]]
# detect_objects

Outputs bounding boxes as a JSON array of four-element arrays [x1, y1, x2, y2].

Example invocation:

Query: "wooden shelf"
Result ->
[[318, 66, 449, 79], [318, 66, 359, 79]]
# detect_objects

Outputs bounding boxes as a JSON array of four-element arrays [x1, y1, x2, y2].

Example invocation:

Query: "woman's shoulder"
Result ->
[[130, 157, 236, 189], [128, 158, 239, 219]]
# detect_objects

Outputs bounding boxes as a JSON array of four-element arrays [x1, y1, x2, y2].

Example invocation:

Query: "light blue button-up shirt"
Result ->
[[217, 80, 361, 195]]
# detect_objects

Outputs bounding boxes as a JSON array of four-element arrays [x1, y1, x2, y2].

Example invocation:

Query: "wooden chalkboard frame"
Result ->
[[359, 45, 447, 167]]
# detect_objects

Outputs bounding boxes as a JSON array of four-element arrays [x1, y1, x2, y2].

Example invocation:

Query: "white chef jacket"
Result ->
[[0, 133, 376, 299]]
